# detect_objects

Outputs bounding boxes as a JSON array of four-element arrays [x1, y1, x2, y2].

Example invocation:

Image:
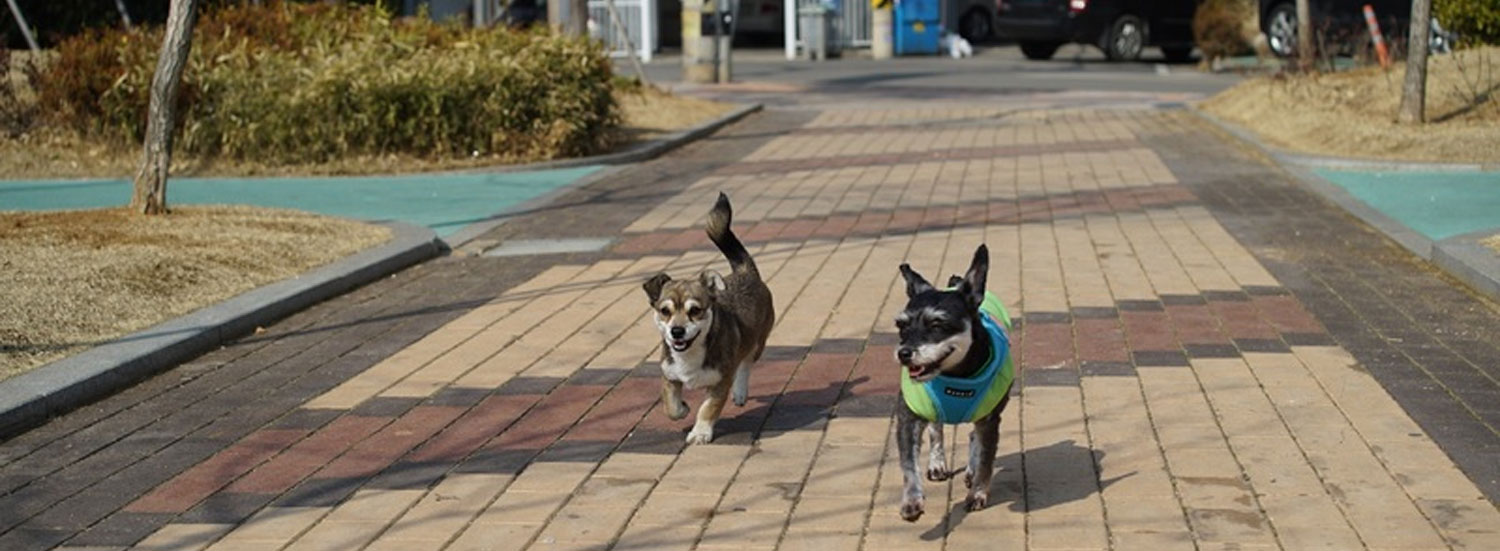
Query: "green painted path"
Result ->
[[0, 166, 602, 237], [1316, 169, 1500, 241]]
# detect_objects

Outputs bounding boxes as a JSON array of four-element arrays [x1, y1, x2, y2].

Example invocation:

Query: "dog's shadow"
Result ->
[[920, 439, 1130, 540], [702, 375, 874, 441]]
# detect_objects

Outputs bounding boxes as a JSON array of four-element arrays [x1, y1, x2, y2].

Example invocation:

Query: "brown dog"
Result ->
[[643, 193, 774, 444]]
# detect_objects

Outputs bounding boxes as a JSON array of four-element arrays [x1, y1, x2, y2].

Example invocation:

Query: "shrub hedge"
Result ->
[[37, 2, 620, 163], [1437, 0, 1500, 46], [1193, 0, 1254, 61]]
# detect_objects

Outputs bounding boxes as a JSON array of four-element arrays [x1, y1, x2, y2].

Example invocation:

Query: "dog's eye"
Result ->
[[928, 319, 946, 330], [687, 306, 703, 317], [658, 307, 672, 317]]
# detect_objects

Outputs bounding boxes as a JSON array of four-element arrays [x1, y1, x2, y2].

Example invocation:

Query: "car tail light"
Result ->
[[1068, 0, 1087, 13]]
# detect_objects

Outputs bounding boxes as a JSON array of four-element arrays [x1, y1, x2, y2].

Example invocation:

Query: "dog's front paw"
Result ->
[[926, 462, 950, 482], [899, 497, 925, 522], [666, 400, 690, 420], [685, 423, 714, 445], [964, 490, 989, 512], [732, 387, 748, 407]]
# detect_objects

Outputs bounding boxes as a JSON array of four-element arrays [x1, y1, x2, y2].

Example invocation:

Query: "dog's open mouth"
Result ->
[[669, 336, 696, 352], [903, 347, 952, 380]]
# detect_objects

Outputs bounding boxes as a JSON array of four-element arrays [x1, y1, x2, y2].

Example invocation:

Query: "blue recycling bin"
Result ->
[[892, 0, 939, 55]]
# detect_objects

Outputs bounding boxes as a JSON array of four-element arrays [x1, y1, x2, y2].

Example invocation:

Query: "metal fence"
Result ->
[[783, 0, 870, 59], [588, 0, 657, 62]]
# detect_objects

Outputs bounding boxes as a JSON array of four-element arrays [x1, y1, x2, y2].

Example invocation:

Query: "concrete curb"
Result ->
[[0, 222, 443, 439], [1434, 230, 1500, 303], [448, 102, 764, 176], [443, 102, 764, 248], [1191, 108, 1500, 302]]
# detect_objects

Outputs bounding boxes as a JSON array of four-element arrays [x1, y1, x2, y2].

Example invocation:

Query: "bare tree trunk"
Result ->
[[1295, 0, 1313, 70], [1398, 0, 1431, 123], [131, 0, 197, 215]]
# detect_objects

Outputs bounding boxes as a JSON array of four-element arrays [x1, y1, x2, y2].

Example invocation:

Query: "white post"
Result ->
[[642, 0, 655, 62], [784, 0, 797, 59], [4, 0, 40, 52]]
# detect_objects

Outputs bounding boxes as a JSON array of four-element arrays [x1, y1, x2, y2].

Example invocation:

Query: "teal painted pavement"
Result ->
[[0, 166, 602, 237], [1315, 169, 1500, 241]]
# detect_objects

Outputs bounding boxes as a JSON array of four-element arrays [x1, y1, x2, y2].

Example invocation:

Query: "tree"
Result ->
[[131, 0, 196, 215], [1296, 0, 1313, 70], [1399, 0, 1432, 123], [570, 0, 589, 36]]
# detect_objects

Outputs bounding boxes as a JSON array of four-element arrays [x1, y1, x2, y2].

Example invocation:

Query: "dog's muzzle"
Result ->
[[897, 345, 947, 380]]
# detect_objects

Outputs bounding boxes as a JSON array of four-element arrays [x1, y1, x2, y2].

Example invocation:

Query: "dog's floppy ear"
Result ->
[[700, 270, 727, 294], [643, 273, 672, 303], [960, 244, 989, 308], [899, 263, 934, 298]]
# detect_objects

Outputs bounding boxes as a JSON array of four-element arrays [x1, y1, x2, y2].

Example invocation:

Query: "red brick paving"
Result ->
[[224, 415, 390, 494], [406, 395, 541, 463], [312, 406, 467, 479], [126, 428, 309, 513]]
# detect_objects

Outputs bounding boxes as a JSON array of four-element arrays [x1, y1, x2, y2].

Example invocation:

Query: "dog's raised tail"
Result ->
[[706, 192, 758, 276]]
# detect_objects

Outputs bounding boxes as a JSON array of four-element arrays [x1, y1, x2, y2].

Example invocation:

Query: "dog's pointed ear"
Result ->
[[961, 244, 989, 308], [700, 270, 727, 294], [643, 273, 672, 303], [899, 263, 934, 298], [946, 275, 964, 288]]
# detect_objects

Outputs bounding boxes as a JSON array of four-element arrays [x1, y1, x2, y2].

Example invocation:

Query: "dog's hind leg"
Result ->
[[896, 407, 927, 521], [964, 409, 1001, 511], [925, 423, 950, 481], [731, 360, 751, 407]]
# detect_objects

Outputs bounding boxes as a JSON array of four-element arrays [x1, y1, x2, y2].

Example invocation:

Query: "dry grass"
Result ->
[[616, 86, 738, 141], [0, 206, 391, 378], [1200, 46, 1500, 163], [0, 87, 735, 179], [1483, 234, 1500, 255]]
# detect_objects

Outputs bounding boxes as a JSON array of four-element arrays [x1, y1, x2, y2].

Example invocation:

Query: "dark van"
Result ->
[[994, 0, 1198, 61]]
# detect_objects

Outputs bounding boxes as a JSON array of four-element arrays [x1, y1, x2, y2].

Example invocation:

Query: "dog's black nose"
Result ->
[[670, 326, 685, 339], [897, 347, 914, 362]]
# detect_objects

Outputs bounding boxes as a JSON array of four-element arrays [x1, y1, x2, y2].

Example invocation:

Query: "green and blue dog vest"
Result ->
[[899, 292, 1014, 424]]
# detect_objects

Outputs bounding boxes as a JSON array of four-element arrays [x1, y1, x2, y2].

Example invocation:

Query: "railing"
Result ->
[[784, 0, 870, 59], [588, 0, 657, 62]]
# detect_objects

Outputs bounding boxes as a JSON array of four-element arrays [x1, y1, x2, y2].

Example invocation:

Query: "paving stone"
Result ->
[[8, 101, 1500, 551]]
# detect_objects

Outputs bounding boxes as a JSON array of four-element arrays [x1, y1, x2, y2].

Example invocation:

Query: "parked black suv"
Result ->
[[1259, 0, 1408, 58], [994, 0, 1197, 61]]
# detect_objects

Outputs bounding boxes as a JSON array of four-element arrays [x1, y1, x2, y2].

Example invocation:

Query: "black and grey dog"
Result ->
[[892, 244, 1015, 521]]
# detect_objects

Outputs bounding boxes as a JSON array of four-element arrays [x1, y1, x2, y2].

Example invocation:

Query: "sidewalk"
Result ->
[[2, 97, 1499, 551]]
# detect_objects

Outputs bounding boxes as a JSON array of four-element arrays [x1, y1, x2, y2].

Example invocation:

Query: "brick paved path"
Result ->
[[4, 100, 1499, 551]]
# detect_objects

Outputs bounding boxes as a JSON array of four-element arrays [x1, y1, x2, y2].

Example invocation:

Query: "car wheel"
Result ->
[[1162, 46, 1193, 62], [1103, 14, 1146, 61], [1019, 41, 1062, 60], [959, 8, 992, 42], [1266, 3, 1297, 58]]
